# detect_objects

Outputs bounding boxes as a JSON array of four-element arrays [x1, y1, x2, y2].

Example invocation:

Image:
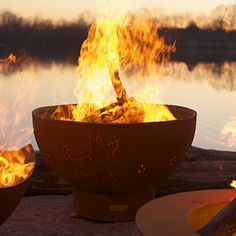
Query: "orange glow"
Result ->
[[0, 53, 17, 64], [7, 53, 17, 64], [221, 117, 236, 148], [230, 180, 236, 189], [52, 1, 176, 123], [0, 147, 34, 187], [0, 53, 35, 187]]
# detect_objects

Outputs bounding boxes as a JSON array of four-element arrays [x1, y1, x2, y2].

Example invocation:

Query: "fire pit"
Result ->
[[33, 2, 197, 221], [32, 103, 196, 221], [0, 144, 35, 225]]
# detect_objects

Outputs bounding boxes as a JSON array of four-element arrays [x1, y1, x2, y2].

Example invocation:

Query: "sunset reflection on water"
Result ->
[[0, 62, 235, 151]]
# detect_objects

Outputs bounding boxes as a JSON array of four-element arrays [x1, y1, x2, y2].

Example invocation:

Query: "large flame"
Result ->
[[52, 1, 176, 123], [0, 54, 35, 187], [0, 148, 34, 187], [221, 117, 236, 148]]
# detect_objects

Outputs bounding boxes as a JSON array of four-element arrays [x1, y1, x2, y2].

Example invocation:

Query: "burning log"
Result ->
[[82, 69, 129, 122], [198, 196, 236, 235], [109, 69, 129, 105], [82, 69, 145, 123]]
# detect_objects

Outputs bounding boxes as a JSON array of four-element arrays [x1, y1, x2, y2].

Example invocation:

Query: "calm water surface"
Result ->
[[0, 62, 235, 151]]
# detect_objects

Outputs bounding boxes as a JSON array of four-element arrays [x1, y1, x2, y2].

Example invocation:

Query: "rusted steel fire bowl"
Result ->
[[0, 144, 35, 225], [32, 104, 196, 221]]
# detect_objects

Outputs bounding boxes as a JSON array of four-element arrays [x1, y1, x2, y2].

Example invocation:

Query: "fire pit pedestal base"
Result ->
[[73, 188, 155, 221]]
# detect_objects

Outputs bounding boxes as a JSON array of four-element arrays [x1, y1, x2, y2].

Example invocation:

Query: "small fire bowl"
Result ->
[[32, 104, 196, 221], [0, 144, 35, 225]]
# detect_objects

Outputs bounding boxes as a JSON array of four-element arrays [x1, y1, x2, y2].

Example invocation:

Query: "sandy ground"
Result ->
[[0, 195, 142, 236]]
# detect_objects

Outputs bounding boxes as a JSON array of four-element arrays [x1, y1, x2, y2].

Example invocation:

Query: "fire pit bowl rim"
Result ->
[[32, 103, 197, 125], [0, 144, 36, 190]]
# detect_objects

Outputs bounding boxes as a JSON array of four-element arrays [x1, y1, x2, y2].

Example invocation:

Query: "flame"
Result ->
[[0, 53, 17, 64], [230, 180, 236, 189], [221, 117, 236, 148], [52, 1, 176, 123], [0, 54, 35, 187], [7, 53, 17, 64], [0, 148, 34, 187], [0, 55, 36, 151]]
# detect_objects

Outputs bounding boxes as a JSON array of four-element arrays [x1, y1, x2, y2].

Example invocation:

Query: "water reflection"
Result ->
[[0, 62, 235, 151], [158, 62, 236, 91], [0, 64, 77, 149], [1, 60, 235, 91]]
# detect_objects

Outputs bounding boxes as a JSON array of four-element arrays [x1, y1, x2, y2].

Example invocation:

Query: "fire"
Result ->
[[230, 180, 236, 189], [0, 58, 35, 187], [0, 53, 17, 64], [221, 117, 236, 148], [51, 1, 176, 123], [0, 148, 34, 187], [6, 53, 17, 64]]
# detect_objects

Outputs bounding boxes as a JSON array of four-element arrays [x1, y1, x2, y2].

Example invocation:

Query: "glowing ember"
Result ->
[[221, 117, 236, 148], [51, 1, 176, 123], [0, 148, 34, 187]]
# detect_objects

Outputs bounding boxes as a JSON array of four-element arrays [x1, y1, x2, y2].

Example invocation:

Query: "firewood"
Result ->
[[82, 69, 130, 123], [198, 196, 236, 236], [81, 68, 145, 123], [81, 102, 119, 122], [109, 69, 129, 104]]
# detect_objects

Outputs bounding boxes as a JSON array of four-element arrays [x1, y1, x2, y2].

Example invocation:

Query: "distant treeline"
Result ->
[[0, 11, 88, 64], [156, 4, 236, 31], [0, 11, 235, 66], [160, 24, 236, 66]]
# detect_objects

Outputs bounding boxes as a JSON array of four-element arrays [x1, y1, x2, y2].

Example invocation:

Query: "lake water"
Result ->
[[0, 62, 235, 151]]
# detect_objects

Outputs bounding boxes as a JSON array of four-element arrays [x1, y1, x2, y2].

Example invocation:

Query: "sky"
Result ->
[[0, 0, 235, 21]]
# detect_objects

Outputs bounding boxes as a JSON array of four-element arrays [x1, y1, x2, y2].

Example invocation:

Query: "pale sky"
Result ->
[[0, 0, 235, 20]]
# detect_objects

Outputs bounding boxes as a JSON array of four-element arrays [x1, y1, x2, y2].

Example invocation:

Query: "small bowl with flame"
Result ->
[[0, 144, 35, 225]]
